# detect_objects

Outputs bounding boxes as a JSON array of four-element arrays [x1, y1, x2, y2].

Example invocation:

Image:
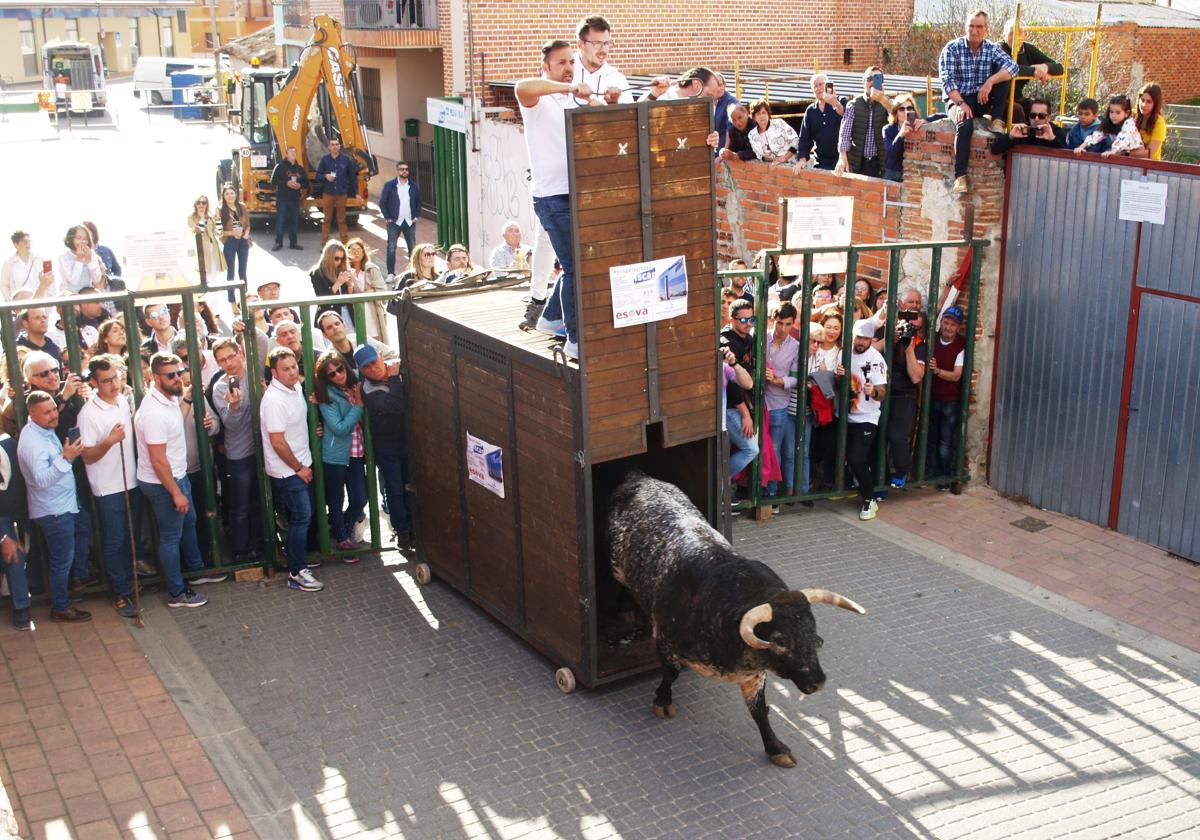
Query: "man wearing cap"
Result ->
[[355, 344, 412, 545], [838, 319, 888, 520], [927, 306, 966, 485]]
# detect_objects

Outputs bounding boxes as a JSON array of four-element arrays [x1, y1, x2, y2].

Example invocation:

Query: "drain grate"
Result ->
[[1011, 516, 1052, 533]]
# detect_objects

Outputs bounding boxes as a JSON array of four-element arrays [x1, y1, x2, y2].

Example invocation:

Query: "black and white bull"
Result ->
[[606, 471, 865, 768]]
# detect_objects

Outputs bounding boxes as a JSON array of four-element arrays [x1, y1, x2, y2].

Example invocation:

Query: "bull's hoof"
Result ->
[[769, 751, 796, 768], [652, 703, 676, 720]]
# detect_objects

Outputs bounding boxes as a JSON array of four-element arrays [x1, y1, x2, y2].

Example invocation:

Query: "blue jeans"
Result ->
[[225, 455, 263, 556], [726, 408, 760, 478], [275, 199, 300, 247], [374, 445, 411, 534], [140, 476, 203, 598], [532, 194, 576, 342], [93, 492, 137, 598], [386, 221, 416, 275], [767, 408, 796, 496], [323, 457, 367, 542], [271, 474, 313, 575], [927, 400, 960, 478], [1, 519, 30, 611], [33, 510, 91, 611], [223, 237, 249, 281]]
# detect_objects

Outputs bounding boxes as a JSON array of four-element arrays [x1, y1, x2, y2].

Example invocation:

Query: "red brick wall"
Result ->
[[1101, 23, 1200, 104]]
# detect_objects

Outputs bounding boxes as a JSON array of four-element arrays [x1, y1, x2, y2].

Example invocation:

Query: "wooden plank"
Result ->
[[649, 146, 714, 168], [589, 426, 648, 463], [648, 101, 709, 125], [573, 153, 639, 178], [662, 410, 718, 445], [576, 185, 641, 211], [646, 160, 712, 183], [572, 119, 640, 143], [576, 168, 641, 193], [572, 106, 639, 126], [651, 178, 711, 201], [588, 404, 649, 434], [576, 202, 642, 230], [651, 208, 712, 232]]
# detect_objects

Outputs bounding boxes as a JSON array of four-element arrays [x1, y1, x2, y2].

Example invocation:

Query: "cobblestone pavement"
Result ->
[[169, 507, 1200, 840]]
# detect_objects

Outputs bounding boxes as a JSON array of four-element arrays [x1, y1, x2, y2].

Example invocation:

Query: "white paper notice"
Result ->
[[780, 196, 853, 276], [609, 255, 689, 328], [1119, 180, 1168, 225], [465, 432, 504, 498]]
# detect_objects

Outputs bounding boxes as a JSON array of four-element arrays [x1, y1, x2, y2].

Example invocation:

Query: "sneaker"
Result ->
[[859, 498, 879, 521], [535, 314, 567, 337], [191, 572, 228, 585], [50, 606, 93, 622], [289, 243, 304, 250], [875, 490, 889, 501], [113, 596, 138, 619], [135, 560, 157, 577], [518, 300, 545, 331], [167, 588, 209, 608], [889, 475, 907, 489], [342, 555, 361, 565], [305, 557, 323, 569], [271, 243, 283, 251], [938, 483, 951, 492], [952, 176, 968, 194], [12, 607, 32, 631], [562, 339, 579, 360], [771, 505, 781, 515], [288, 569, 325, 592]]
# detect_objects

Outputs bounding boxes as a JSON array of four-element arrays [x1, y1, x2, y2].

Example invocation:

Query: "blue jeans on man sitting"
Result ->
[[33, 509, 91, 611], [532, 194, 577, 342], [386, 221, 417, 275], [726, 408, 760, 478], [271, 474, 314, 575], [140, 475, 203, 598]]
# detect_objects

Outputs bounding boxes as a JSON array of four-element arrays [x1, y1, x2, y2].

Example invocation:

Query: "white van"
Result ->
[[133, 56, 217, 105], [43, 41, 107, 112]]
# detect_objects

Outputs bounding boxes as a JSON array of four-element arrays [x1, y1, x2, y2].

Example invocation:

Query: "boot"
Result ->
[[518, 300, 545, 332]]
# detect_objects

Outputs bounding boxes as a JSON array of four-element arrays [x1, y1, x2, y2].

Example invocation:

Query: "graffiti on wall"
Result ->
[[467, 117, 536, 266]]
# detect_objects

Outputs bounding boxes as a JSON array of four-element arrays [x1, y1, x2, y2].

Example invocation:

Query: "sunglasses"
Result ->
[[328, 364, 346, 374], [149, 308, 169, 318], [33, 368, 60, 378], [735, 316, 755, 324], [1029, 113, 1049, 120], [901, 106, 916, 112], [161, 370, 186, 380]]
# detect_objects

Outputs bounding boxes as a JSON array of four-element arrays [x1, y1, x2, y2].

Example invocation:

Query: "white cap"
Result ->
[[853, 320, 877, 338]]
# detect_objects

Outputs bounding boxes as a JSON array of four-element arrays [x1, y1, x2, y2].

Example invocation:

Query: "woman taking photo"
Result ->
[[58, 223, 105, 293], [395, 243, 440, 289], [188, 195, 226, 283], [310, 240, 358, 329], [219, 184, 251, 299], [313, 350, 367, 563], [345, 237, 389, 344]]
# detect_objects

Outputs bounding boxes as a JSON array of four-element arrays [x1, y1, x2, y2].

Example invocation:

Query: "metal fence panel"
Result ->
[[1118, 294, 1200, 560], [1137, 169, 1200, 299], [991, 154, 1135, 525]]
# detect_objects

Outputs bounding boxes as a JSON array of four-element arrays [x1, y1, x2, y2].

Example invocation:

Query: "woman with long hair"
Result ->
[[188, 195, 226, 282], [1133, 82, 1166, 161], [313, 350, 367, 563], [345, 237, 388, 344], [218, 184, 251, 298], [310, 239, 358, 329], [96, 318, 128, 356]]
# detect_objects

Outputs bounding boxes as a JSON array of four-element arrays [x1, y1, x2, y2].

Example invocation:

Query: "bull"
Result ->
[[606, 471, 865, 767]]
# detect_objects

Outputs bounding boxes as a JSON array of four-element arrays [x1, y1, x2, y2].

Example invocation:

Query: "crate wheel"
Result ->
[[555, 668, 576, 694], [414, 563, 432, 585]]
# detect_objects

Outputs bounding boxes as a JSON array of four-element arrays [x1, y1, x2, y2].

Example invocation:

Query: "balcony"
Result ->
[[343, 0, 438, 29], [283, 0, 439, 48]]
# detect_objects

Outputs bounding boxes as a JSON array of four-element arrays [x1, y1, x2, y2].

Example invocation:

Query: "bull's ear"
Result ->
[[739, 603, 774, 649], [798, 588, 866, 615]]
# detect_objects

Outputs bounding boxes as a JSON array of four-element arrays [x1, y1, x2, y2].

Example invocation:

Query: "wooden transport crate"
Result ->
[[399, 99, 724, 690]]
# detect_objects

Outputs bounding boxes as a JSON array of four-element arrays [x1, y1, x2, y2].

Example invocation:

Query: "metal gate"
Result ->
[[992, 148, 1200, 560]]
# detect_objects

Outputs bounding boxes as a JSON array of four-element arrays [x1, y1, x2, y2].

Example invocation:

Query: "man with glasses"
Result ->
[[989, 98, 1066, 154], [135, 353, 210, 608], [380, 161, 421, 275], [17, 391, 92, 622], [140, 303, 176, 357], [573, 16, 632, 105], [722, 299, 759, 479], [261, 347, 325, 592], [211, 338, 264, 562], [78, 354, 142, 618], [1, 350, 89, 439]]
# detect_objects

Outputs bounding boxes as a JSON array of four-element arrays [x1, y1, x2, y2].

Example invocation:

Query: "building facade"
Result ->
[[186, 0, 273, 54], [0, 1, 193, 84]]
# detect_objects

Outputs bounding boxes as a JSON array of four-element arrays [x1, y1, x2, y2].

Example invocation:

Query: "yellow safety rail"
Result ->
[[1007, 2, 1103, 127]]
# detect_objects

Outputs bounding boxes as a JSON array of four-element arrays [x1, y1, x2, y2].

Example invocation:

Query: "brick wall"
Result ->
[[1101, 23, 1200, 104], [435, 0, 914, 101]]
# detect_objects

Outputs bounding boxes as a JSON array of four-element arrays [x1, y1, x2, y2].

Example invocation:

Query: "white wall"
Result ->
[[465, 114, 535, 267]]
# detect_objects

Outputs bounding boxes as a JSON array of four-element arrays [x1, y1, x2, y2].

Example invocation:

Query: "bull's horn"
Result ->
[[739, 603, 774, 649], [800, 589, 867, 615]]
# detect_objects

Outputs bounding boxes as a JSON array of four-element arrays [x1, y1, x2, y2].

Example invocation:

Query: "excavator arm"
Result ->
[[266, 15, 378, 179]]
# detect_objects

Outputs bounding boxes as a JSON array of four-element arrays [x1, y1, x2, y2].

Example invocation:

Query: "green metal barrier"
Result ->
[[718, 238, 987, 511]]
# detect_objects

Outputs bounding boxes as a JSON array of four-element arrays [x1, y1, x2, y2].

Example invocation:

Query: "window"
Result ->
[[19, 20, 36, 77], [161, 17, 174, 57], [177, 11, 188, 33], [65, 18, 79, 41], [360, 66, 383, 133]]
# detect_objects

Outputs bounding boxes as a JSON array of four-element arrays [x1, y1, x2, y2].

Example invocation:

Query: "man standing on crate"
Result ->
[[514, 40, 595, 360]]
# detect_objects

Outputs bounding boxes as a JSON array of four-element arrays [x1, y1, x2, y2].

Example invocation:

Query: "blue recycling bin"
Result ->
[[171, 72, 204, 120]]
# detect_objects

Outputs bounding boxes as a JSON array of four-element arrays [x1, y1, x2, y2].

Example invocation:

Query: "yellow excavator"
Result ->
[[216, 15, 377, 225]]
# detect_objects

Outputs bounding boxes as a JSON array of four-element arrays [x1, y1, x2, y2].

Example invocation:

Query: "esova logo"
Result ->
[[327, 47, 347, 102]]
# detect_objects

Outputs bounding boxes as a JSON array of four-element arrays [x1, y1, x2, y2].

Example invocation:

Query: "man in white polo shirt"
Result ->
[[260, 346, 324, 592], [135, 353, 209, 608], [78, 354, 141, 619]]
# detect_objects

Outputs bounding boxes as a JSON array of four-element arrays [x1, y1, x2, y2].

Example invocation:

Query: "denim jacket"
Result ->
[[317, 386, 363, 467]]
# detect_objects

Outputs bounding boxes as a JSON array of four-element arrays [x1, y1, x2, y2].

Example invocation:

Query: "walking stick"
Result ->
[[118, 437, 143, 628]]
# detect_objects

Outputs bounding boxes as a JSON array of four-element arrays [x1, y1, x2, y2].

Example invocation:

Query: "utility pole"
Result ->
[[209, 0, 222, 103]]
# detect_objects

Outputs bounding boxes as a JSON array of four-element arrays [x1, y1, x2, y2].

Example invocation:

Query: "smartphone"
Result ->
[[872, 72, 885, 91], [42, 260, 52, 274], [906, 111, 916, 126], [825, 83, 835, 94], [67, 426, 81, 444], [228, 375, 240, 392]]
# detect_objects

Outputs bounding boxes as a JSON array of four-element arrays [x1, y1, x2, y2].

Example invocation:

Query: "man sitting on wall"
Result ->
[[992, 18, 1063, 128]]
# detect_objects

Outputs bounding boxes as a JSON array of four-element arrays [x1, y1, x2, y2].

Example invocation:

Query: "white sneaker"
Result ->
[[562, 339, 579, 360], [859, 498, 879, 521], [288, 569, 325, 592]]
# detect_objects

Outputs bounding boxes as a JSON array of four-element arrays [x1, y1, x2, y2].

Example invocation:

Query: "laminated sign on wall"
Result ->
[[610, 255, 689, 327], [465, 432, 504, 498], [779, 196, 854, 276]]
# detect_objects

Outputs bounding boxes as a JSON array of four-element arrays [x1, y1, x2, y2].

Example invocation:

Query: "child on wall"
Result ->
[[1073, 95, 1143, 158]]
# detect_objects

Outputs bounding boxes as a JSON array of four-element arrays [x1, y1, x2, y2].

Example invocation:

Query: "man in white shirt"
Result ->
[[572, 16, 632, 105], [516, 40, 594, 360], [135, 353, 210, 608], [260, 347, 324, 592], [78, 355, 142, 618], [380, 161, 420, 275], [838, 320, 889, 521], [489, 221, 530, 270]]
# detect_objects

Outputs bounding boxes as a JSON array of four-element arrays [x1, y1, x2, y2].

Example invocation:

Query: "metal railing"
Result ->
[[344, 0, 439, 29], [722, 238, 986, 511]]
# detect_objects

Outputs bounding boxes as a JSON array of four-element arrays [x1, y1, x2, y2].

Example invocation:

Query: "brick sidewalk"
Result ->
[[877, 484, 1200, 653], [0, 601, 253, 839]]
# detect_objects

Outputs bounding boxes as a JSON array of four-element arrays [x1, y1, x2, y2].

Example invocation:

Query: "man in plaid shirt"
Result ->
[[939, 9, 1020, 193]]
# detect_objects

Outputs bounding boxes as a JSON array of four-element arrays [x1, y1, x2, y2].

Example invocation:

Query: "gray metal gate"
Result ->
[[992, 148, 1200, 560]]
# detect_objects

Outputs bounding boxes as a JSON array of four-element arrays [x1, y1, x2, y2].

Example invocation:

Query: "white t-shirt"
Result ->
[[78, 392, 137, 496], [572, 54, 633, 104], [519, 83, 576, 198], [260, 378, 311, 478], [848, 346, 888, 426], [135, 386, 188, 483]]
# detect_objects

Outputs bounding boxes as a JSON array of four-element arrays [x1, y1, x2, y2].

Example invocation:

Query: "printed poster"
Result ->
[[1118, 180, 1168, 225], [779, 196, 853, 276], [466, 432, 504, 498], [609, 255, 689, 327]]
